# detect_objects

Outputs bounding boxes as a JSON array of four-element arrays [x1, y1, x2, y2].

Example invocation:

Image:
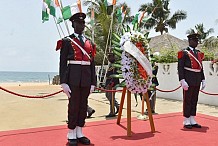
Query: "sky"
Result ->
[[0, 0, 218, 72]]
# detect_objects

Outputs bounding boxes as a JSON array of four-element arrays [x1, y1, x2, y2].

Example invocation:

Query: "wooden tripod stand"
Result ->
[[116, 87, 155, 136]]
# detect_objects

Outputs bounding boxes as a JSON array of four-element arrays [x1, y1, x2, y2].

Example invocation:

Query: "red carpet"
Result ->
[[1, 112, 218, 146]]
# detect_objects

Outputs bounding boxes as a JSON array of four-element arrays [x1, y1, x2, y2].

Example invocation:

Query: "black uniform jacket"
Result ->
[[105, 64, 120, 87], [178, 47, 205, 86], [58, 34, 97, 87], [152, 65, 159, 86]]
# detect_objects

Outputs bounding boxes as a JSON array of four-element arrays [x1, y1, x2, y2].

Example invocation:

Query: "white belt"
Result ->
[[184, 67, 201, 72], [68, 60, 90, 65]]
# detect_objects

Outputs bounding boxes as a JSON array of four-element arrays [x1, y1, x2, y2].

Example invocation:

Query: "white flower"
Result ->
[[120, 32, 131, 46], [120, 31, 151, 94]]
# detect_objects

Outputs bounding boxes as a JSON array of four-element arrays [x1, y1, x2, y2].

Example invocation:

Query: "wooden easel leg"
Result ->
[[117, 87, 126, 124], [141, 94, 145, 115], [127, 90, 132, 136], [111, 88, 115, 114], [137, 93, 147, 120], [144, 92, 155, 132], [116, 87, 131, 136]]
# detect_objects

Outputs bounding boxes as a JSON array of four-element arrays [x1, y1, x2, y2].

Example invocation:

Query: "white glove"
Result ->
[[201, 80, 206, 90], [90, 85, 95, 94], [61, 83, 71, 98], [180, 79, 189, 91]]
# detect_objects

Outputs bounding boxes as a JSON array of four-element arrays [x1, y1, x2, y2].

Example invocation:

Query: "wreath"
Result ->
[[120, 32, 152, 94]]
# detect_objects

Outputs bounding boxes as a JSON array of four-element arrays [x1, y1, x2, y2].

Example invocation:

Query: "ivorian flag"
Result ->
[[42, 1, 49, 23], [132, 11, 149, 25], [132, 13, 139, 25], [77, 0, 82, 13], [138, 11, 146, 24], [132, 11, 152, 30], [104, 0, 116, 6], [62, 3, 78, 20], [45, 0, 56, 17], [90, 8, 95, 26], [104, 0, 116, 15], [116, 5, 126, 23], [55, 0, 60, 7]]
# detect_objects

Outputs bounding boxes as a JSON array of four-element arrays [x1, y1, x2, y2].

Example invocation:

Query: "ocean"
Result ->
[[0, 71, 58, 83]]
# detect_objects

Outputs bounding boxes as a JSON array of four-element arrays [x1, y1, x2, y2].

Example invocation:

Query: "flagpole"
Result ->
[[43, 0, 65, 38], [108, 5, 115, 52], [103, 2, 116, 59], [91, 0, 95, 42], [117, 6, 126, 33], [91, 15, 94, 42], [58, 23, 65, 37], [53, 17, 62, 38], [59, 0, 70, 35], [101, 4, 116, 85]]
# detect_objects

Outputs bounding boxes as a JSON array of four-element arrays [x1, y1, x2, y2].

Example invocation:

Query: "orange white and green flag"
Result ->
[[132, 11, 151, 25], [90, 8, 95, 26], [116, 5, 126, 23], [61, 3, 78, 20], [55, 0, 60, 7], [104, 0, 116, 6], [77, 0, 82, 13], [42, 1, 49, 22]]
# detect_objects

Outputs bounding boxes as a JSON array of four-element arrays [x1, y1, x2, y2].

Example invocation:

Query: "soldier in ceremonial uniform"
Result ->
[[56, 12, 96, 146], [105, 53, 120, 117], [178, 33, 206, 129]]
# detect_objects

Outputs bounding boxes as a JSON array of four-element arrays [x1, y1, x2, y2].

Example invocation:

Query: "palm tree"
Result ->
[[83, 0, 115, 65], [84, 0, 131, 65], [138, 0, 187, 35], [203, 36, 218, 49], [186, 23, 214, 43]]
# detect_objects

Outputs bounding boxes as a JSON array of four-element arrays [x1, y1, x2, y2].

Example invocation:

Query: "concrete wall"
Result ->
[[96, 61, 218, 106]]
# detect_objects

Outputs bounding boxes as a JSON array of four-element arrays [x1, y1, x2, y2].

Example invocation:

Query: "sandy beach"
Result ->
[[0, 83, 218, 132]]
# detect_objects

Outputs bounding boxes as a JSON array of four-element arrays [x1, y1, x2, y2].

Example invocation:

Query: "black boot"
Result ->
[[87, 109, 95, 118], [106, 113, 116, 118], [68, 139, 78, 146]]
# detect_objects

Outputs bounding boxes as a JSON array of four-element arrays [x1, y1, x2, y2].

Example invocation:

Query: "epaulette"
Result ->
[[56, 35, 76, 51], [56, 39, 62, 51], [85, 37, 96, 57], [199, 52, 204, 60], [92, 43, 96, 57], [178, 50, 184, 59], [85, 37, 95, 46]]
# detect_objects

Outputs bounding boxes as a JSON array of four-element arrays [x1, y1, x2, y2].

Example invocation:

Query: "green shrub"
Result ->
[[201, 47, 218, 61], [154, 46, 179, 63], [151, 46, 218, 63]]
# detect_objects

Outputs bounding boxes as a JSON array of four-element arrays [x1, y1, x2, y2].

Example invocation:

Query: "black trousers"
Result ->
[[68, 85, 90, 129], [147, 90, 156, 111], [183, 86, 200, 118], [105, 86, 119, 113]]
